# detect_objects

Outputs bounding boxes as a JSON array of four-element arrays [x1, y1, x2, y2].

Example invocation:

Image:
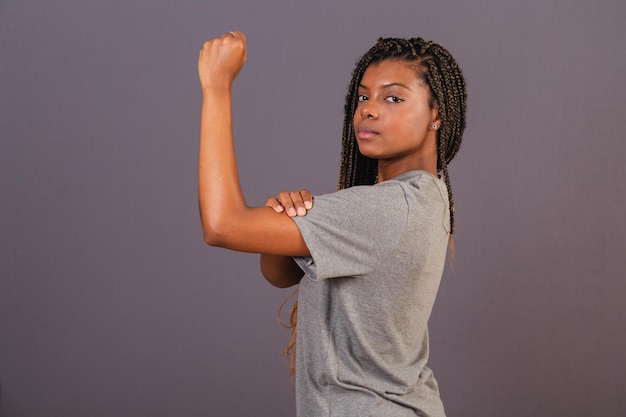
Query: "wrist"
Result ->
[[201, 80, 232, 96]]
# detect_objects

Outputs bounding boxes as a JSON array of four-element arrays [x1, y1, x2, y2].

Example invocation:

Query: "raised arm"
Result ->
[[197, 32, 309, 256]]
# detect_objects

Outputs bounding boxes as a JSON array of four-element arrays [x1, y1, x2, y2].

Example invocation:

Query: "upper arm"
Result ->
[[202, 205, 310, 256]]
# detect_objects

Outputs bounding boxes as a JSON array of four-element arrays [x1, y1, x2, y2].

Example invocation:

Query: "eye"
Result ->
[[357, 94, 368, 102], [385, 96, 403, 103]]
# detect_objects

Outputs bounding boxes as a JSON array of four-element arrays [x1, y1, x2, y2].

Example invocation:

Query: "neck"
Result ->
[[377, 156, 437, 182]]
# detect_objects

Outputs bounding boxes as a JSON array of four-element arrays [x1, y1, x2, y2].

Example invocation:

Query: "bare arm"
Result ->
[[260, 255, 304, 288], [197, 32, 309, 256]]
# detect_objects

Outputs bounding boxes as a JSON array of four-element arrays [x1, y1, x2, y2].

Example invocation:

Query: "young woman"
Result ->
[[198, 31, 466, 417]]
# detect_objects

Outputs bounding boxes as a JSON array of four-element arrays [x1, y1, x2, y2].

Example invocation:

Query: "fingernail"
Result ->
[[297, 207, 306, 216], [276, 205, 284, 212], [287, 208, 296, 217], [304, 201, 312, 209]]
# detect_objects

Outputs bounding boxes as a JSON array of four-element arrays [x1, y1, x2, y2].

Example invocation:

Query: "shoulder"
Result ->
[[314, 180, 411, 221], [386, 170, 448, 203], [390, 171, 450, 233], [292, 180, 410, 280], [293, 179, 411, 238]]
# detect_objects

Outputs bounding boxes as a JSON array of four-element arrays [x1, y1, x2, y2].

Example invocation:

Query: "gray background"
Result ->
[[1, 0, 625, 416]]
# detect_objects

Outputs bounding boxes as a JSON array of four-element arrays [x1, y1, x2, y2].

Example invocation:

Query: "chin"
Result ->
[[356, 145, 382, 160]]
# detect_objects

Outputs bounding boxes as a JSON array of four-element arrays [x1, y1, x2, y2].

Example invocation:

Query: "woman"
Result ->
[[198, 31, 466, 417]]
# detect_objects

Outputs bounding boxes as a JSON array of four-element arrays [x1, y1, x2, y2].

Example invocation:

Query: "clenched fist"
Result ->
[[198, 31, 247, 90]]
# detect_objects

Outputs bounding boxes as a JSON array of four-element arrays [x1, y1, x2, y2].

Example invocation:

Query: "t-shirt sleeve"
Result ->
[[292, 181, 409, 281]]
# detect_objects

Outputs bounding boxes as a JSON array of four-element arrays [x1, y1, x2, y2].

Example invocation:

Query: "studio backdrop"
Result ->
[[1, 0, 625, 416]]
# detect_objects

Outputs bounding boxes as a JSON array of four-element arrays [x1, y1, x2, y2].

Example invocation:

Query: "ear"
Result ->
[[429, 107, 441, 131]]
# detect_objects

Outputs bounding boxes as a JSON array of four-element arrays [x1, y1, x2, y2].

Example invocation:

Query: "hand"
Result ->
[[198, 31, 247, 90], [266, 190, 314, 217]]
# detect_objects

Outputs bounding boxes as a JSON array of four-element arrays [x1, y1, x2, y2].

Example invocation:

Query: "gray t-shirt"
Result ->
[[292, 170, 450, 417]]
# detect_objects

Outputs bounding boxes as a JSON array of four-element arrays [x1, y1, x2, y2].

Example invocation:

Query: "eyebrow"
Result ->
[[358, 82, 413, 91]]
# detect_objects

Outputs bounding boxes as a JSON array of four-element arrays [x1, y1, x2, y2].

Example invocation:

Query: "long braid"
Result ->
[[338, 54, 379, 189], [285, 37, 467, 380], [419, 40, 467, 234]]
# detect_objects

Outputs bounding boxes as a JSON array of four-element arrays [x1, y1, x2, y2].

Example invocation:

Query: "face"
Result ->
[[353, 59, 439, 175]]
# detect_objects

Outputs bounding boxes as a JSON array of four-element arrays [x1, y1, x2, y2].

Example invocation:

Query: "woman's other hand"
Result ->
[[198, 31, 247, 90], [266, 190, 314, 217]]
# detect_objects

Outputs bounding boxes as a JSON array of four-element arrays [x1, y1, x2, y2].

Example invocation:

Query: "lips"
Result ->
[[356, 125, 380, 139]]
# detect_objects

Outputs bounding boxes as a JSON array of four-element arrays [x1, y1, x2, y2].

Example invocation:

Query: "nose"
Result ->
[[360, 102, 378, 119]]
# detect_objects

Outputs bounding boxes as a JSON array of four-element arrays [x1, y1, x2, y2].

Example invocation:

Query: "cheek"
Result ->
[[405, 111, 432, 131], [400, 113, 430, 135]]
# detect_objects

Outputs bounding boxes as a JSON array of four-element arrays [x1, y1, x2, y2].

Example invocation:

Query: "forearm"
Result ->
[[198, 85, 247, 244], [260, 254, 304, 288]]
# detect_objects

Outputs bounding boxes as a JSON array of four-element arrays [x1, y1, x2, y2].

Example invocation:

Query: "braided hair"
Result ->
[[339, 37, 467, 235], [283, 37, 466, 380]]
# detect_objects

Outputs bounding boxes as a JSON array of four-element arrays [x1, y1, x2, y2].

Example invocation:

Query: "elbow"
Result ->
[[203, 230, 221, 247], [201, 219, 228, 247], [200, 205, 246, 248]]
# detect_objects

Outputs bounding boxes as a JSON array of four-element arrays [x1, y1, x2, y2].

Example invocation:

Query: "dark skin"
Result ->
[[198, 33, 440, 288]]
